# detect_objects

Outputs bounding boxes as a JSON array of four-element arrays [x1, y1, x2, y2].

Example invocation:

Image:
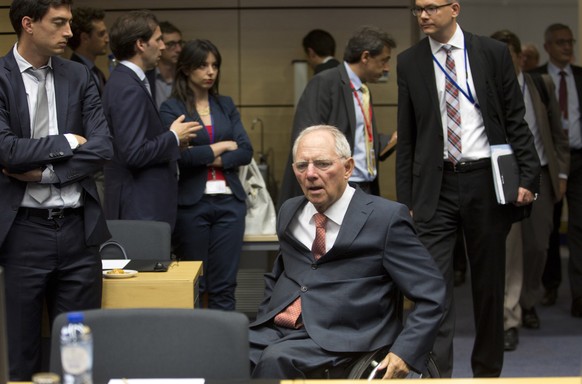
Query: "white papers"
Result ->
[[491, 144, 519, 204], [102, 259, 130, 270], [108, 379, 204, 384]]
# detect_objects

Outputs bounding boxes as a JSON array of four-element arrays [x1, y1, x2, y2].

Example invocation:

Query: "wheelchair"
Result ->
[[315, 290, 440, 379]]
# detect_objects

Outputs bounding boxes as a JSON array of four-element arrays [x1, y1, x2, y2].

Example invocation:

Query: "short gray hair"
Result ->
[[292, 125, 352, 161]]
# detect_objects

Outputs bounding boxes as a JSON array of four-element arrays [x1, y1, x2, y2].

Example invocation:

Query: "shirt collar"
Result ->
[[547, 61, 572, 77], [13, 43, 53, 73], [344, 61, 363, 90], [429, 23, 464, 55], [304, 185, 356, 227], [119, 60, 147, 81]]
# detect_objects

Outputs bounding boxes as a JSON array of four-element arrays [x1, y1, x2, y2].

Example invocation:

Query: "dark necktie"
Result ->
[[92, 66, 106, 95], [274, 213, 327, 329], [559, 71, 568, 120], [28, 67, 51, 203], [444, 45, 462, 164]]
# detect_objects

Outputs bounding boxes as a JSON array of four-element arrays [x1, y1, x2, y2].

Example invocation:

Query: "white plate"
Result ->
[[102, 269, 138, 279]]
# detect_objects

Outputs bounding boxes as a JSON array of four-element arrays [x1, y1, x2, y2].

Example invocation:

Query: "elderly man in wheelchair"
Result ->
[[249, 125, 446, 379]]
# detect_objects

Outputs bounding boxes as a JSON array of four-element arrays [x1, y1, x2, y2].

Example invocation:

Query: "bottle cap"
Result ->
[[67, 312, 84, 323]]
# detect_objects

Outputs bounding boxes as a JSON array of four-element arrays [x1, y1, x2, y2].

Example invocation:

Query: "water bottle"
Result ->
[[107, 54, 117, 74], [60, 312, 93, 384]]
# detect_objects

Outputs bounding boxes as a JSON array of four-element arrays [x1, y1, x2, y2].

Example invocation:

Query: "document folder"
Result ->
[[491, 144, 519, 204]]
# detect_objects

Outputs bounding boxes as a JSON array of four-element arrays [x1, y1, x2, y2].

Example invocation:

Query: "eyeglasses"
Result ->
[[293, 158, 343, 173], [411, 3, 453, 16], [553, 39, 576, 47], [164, 40, 184, 49]]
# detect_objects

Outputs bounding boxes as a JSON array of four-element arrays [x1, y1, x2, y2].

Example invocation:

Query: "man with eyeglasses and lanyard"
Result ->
[[530, 23, 582, 319], [145, 21, 184, 110], [396, 0, 540, 378]]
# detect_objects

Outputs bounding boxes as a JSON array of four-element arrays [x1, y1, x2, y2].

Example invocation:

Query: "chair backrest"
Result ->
[[50, 308, 250, 382], [0, 267, 8, 384], [100, 220, 172, 260]]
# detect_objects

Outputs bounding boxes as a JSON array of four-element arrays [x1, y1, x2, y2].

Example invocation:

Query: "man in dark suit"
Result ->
[[279, 26, 397, 207], [302, 29, 340, 74], [0, 0, 113, 380], [396, 0, 540, 377], [490, 29, 569, 351], [68, 6, 109, 205], [531, 23, 582, 318], [102, 10, 200, 230], [250, 125, 445, 379], [68, 7, 108, 96]]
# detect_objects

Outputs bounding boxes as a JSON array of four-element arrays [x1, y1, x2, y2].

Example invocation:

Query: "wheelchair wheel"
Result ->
[[347, 348, 440, 379]]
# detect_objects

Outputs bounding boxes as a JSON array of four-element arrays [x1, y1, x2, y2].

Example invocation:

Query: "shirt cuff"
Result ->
[[64, 133, 80, 149]]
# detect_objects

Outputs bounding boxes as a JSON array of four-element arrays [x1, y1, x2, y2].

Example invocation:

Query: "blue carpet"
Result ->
[[451, 252, 582, 377]]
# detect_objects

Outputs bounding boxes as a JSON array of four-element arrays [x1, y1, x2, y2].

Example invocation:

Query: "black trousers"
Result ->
[[0, 208, 102, 381], [415, 165, 512, 378]]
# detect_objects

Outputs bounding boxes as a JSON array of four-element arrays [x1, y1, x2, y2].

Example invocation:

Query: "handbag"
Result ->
[[239, 158, 277, 235]]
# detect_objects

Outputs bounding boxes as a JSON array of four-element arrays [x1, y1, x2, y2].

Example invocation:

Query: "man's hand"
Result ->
[[71, 134, 87, 145], [514, 187, 535, 206], [170, 114, 202, 145], [2, 168, 43, 182], [376, 352, 410, 379]]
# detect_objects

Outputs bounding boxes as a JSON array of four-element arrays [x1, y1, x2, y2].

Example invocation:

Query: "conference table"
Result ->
[[102, 260, 203, 308], [11, 377, 581, 383]]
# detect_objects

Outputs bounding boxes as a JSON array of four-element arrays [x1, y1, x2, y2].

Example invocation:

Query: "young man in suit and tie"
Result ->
[[0, 0, 113, 380], [250, 125, 445, 379], [279, 26, 397, 207], [396, 0, 540, 377], [531, 23, 582, 318], [102, 10, 200, 230], [490, 29, 569, 351]]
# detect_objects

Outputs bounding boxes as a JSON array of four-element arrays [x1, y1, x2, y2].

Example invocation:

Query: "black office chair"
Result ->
[[50, 308, 250, 383], [99, 220, 172, 260]]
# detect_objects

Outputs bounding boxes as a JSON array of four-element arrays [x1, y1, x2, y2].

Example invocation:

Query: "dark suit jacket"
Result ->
[[525, 72, 570, 201], [159, 95, 253, 205], [530, 63, 582, 125], [396, 31, 540, 222], [102, 63, 180, 229], [251, 188, 445, 371], [70, 52, 105, 96], [0, 50, 113, 246], [314, 58, 340, 74], [279, 64, 388, 206]]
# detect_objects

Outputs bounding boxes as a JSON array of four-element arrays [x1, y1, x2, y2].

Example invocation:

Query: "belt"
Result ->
[[443, 158, 491, 173], [19, 207, 82, 220]]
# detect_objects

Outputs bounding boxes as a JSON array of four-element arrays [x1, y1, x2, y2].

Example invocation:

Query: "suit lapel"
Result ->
[[324, 188, 373, 260], [416, 39, 441, 120], [52, 57, 69, 134], [464, 32, 488, 115], [338, 65, 358, 144], [3, 51, 31, 138]]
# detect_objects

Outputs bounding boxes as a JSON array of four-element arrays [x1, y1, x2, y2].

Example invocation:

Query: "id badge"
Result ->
[[205, 180, 227, 194]]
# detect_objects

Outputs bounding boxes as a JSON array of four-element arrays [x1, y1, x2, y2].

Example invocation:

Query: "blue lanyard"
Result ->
[[432, 44, 480, 110]]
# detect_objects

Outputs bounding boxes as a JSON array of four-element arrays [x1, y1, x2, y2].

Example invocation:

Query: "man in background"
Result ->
[[490, 29, 569, 352], [103, 10, 200, 229], [0, 0, 113, 379], [68, 6, 109, 95], [531, 23, 582, 318], [302, 29, 340, 74], [68, 6, 109, 204], [279, 25, 396, 206], [146, 21, 183, 110], [521, 43, 540, 72]]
